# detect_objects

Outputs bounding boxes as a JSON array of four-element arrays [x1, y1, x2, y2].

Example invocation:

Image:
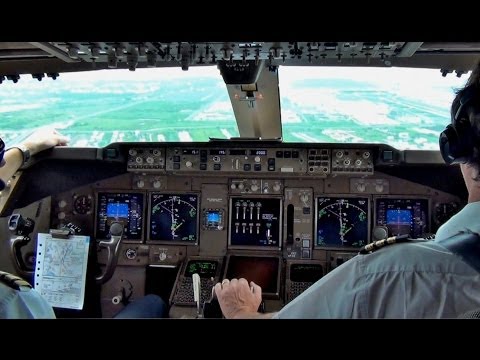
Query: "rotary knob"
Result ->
[[372, 226, 388, 241], [125, 248, 137, 260]]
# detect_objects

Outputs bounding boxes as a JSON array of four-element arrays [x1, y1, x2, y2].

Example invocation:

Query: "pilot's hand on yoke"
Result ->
[[214, 278, 262, 319]]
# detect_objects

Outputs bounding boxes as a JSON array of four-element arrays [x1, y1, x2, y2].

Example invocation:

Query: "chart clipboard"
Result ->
[[34, 231, 90, 310]]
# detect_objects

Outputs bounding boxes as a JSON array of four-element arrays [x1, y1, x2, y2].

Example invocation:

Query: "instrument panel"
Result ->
[[315, 196, 369, 248], [96, 192, 144, 240], [375, 197, 429, 238], [8, 142, 462, 317], [148, 193, 199, 244], [130, 146, 375, 175], [89, 191, 440, 250]]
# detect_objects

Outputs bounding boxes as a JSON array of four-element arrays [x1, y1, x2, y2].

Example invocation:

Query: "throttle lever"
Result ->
[[202, 287, 223, 318], [203, 298, 223, 318], [202, 287, 265, 318]]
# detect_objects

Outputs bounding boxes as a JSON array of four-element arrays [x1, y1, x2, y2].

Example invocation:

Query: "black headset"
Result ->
[[439, 86, 477, 164], [0, 138, 5, 161], [0, 137, 5, 166], [0, 138, 5, 191]]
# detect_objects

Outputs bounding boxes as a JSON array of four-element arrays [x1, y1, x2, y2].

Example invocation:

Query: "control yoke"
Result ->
[[8, 213, 35, 279], [96, 222, 123, 284]]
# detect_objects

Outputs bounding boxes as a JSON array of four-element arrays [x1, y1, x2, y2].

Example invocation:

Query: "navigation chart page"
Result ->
[[34, 233, 90, 310]]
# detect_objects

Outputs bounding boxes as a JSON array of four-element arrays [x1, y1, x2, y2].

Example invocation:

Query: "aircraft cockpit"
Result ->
[[0, 41, 476, 318]]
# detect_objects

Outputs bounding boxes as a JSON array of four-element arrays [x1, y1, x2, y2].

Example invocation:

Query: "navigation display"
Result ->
[[96, 192, 144, 240], [376, 198, 429, 238], [315, 197, 369, 248], [149, 193, 199, 243]]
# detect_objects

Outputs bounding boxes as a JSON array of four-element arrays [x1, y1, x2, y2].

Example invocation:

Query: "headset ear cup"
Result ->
[[0, 138, 5, 167], [440, 124, 459, 164], [443, 85, 478, 164], [439, 122, 473, 164]]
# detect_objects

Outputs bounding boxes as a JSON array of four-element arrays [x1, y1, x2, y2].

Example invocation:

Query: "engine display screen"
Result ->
[[229, 197, 282, 247], [184, 260, 218, 278], [224, 255, 281, 297], [149, 193, 199, 243], [376, 198, 429, 238], [96, 192, 144, 240], [316, 197, 369, 248]]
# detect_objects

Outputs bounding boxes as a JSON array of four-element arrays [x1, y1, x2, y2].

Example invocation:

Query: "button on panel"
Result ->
[[164, 147, 308, 173], [127, 147, 165, 171]]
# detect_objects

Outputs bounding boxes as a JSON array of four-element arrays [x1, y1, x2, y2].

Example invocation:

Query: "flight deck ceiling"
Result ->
[[1, 42, 480, 79]]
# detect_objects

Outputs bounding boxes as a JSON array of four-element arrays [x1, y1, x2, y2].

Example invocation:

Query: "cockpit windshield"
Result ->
[[280, 67, 468, 149], [0, 65, 468, 149]]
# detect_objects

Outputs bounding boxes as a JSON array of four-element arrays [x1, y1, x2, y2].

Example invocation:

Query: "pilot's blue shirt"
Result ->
[[0, 280, 55, 319], [274, 201, 480, 318]]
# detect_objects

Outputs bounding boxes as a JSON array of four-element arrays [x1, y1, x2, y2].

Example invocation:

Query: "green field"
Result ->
[[0, 73, 453, 150]]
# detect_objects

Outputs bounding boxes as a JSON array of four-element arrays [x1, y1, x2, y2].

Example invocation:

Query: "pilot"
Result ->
[[1, 129, 168, 318], [1, 129, 68, 318], [214, 63, 480, 319], [0, 129, 69, 191]]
